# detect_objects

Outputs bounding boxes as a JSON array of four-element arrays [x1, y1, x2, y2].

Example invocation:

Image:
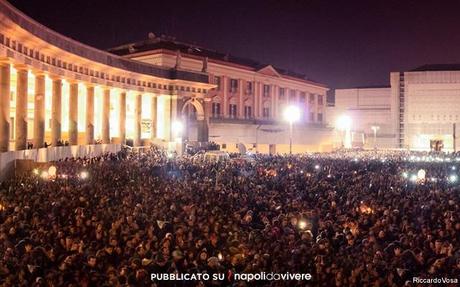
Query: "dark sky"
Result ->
[[8, 0, 460, 90]]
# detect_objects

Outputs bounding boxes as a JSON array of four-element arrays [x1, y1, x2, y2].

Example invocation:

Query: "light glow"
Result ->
[[298, 220, 307, 230], [283, 105, 301, 123], [80, 171, 89, 179], [172, 120, 184, 138], [336, 115, 352, 131]]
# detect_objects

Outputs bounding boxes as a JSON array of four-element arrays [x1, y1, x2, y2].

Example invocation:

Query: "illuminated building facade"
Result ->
[[330, 65, 460, 151], [109, 37, 332, 154], [328, 86, 395, 149], [0, 0, 213, 173]]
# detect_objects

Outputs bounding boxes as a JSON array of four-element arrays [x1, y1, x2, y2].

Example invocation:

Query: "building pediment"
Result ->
[[257, 65, 281, 78]]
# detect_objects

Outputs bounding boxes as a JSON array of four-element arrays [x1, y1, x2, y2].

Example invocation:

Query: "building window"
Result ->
[[263, 107, 270, 118], [263, 85, 270, 97], [246, 81, 253, 95], [318, 95, 323, 105], [309, 94, 315, 104], [215, 76, 221, 90], [229, 79, 238, 93], [317, 113, 323, 122], [212, 103, 221, 118], [310, 112, 315, 122], [244, 106, 252, 119], [289, 90, 296, 101], [229, 104, 237, 118], [300, 92, 306, 102], [279, 88, 285, 100]]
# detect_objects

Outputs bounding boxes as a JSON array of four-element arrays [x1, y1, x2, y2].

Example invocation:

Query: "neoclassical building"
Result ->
[[109, 36, 332, 154], [0, 0, 213, 174], [329, 65, 460, 151], [0, 0, 333, 176]]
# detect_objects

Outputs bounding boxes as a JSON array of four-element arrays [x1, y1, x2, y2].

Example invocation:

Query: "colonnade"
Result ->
[[0, 63, 162, 152]]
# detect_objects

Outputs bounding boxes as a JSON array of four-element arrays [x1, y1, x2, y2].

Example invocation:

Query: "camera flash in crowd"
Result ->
[[298, 220, 307, 230], [80, 171, 89, 179]]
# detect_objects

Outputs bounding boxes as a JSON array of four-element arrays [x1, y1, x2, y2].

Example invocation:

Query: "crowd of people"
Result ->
[[0, 147, 459, 286]]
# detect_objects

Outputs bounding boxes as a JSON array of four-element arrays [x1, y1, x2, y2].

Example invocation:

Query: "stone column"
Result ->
[[151, 96, 157, 140], [270, 84, 276, 120], [33, 74, 45, 148], [169, 95, 179, 141], [274, 84, 279, 119], [258, 82, 263, 118], [222, 76, 228, 118], [119, 91, 126, 145], [0, 64, 10, 152], [15, 68, 28, 150], [86, 86, 94, 145], [51, 78, 62, 146], [134, 93, 142, 146], [254, 81, 259, 118], [286, 88, 291, 120], [197, 99, 209, 142], [102, 89, 110, 144], [69, 83, 79, 145], [238, 79, 244, 118]]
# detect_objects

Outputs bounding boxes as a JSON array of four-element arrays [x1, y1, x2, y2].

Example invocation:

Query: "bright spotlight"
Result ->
[[449, 174, 457, 183], [80, 171, 89, 179], [32, 168, 39, 175], [48, 166, 57, 178], [314, 164, 320, 170], [336, 115, 352, 131], [41, 171, 49, 180], [298, 220, 307, 230], [283, 105, 301, 123], [452, 166, 456, 170], [171, 121, 184, 137], [417, 169, 426, 180], [402, 172, 408, 178]]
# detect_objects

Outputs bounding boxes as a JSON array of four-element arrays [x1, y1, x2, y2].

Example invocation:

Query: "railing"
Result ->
[[209, 117, 328, 127], [0, 144, 122, 178]]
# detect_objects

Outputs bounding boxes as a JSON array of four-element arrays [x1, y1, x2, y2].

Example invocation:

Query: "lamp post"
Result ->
[[371, 125, 380, 149], [336, 115, 352, 149], [283, 106, 301, 154]]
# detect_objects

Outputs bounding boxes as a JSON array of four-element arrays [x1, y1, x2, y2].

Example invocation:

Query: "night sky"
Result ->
[[8, 0, 460, 92]]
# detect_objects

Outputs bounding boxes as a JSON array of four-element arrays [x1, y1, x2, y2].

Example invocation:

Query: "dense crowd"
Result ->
[[0, 147, 459, 286]]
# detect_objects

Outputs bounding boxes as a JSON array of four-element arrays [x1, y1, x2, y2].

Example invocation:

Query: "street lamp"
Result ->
[[283, 105, 301, 154], [371, 125, 380, 149], [336, 115, 352, 149]]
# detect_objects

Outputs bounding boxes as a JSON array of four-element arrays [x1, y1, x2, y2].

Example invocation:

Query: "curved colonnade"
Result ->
[[0, 0, 212, 157]]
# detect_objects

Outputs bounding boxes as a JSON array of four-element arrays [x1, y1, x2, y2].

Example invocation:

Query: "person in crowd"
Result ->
[[0, 147, 458, 286]]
